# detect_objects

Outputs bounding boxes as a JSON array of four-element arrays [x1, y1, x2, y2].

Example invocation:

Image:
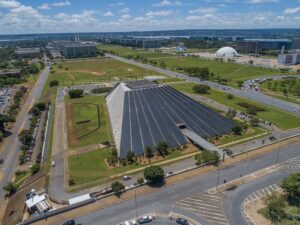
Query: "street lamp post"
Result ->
[[216, 163, 221, 191]]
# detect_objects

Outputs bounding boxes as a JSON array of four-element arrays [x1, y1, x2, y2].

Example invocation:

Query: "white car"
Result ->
[[51, 161, 56, 167], [123, 175, 132, 180]]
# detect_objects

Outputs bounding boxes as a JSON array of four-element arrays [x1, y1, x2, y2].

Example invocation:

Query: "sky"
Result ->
[[0, 0, 300, 34]]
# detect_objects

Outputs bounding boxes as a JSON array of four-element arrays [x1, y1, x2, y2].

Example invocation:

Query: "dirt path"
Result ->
[[66, 71, 76, 81], [68, 143, 106, 157]]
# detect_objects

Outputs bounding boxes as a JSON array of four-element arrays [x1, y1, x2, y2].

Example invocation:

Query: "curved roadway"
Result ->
[[224, 168, 299, 225], [106, 54, 300, 116], [43, 140, 300, 225]]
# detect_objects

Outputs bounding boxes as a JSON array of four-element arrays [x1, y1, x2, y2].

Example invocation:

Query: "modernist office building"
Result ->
[[106, 80, 235, 158], [236, 39, 291, 53], [61, 43, 97, 58]]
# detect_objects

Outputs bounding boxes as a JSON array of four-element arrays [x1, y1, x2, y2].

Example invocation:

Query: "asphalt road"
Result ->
[[0, 65, 50, 206], [224, 168, 299, 225], [106, 54, 300, 116], [65, 140, 300, 225]]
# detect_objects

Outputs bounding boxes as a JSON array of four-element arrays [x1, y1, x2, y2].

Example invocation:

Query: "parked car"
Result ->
[[51, 161, 56, 167], [123, 175, 131, 180], [138, 215, 153, 224], [176, 218, 189, 225], [62, 220, 75, 225]]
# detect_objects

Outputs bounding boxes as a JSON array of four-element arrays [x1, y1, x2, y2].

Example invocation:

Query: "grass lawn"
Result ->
[[98, 44, 286, 84], [218, 126, 267, 146], [49, 58, 160, 86], [261, 78, 300, 105], [68, 147, 189, 186], [66, 95, 111, 148], [169, 82, 300, 130]]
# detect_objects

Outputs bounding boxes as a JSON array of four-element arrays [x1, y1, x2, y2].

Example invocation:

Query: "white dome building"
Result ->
[[215, 47, 239, 57]]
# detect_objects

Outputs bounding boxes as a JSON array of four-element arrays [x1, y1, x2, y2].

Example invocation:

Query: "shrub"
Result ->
[[193, 84, 210, 94], [68, 89, 84, 98]]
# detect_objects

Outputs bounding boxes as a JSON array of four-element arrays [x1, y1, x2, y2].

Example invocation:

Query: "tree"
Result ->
[[227, 93, 234, 100], [30, 163, 40, 175], [49, 80, 59, 87], [111, 181, 125, 195], [156, 141, 169, 156], [137, 177, 145, 185], [144, 165, 164, 185], [281, 173, 300, 204], [232, 125, 243, 135], [145, 146, 153, 159], [126, 151, 135, 164], [18, 130, 33, 145], [193, 84, 210, 94], [159, 61, 167, 68], [0, 114, 11, 132], [3, 182, 17, 196], [226, 108, 237, 119], [263, 192, 286, 224], [107, 148, 118, 165], [68, 89, 84, 98]]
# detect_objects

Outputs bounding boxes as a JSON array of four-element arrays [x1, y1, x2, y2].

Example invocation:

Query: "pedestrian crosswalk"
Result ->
[[243, 184, 280, 205], [280, 156, 300, 169], [241, 184, 281, 225], [174, 192, 228, 225]]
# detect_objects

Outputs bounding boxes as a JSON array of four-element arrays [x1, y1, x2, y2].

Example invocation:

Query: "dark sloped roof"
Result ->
[[118, 85, 235, 158]]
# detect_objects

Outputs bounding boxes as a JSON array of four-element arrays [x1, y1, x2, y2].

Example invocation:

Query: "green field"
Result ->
[[49, 58, 160, 86], [170, 82, 300, 130], [97, 44, 287, 87], [261, 78, 300, 105], [66, 96, 111, 148], [68, 148, 187, 186]]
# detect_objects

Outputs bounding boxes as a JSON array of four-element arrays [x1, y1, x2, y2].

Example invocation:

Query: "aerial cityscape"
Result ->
[[0, 0, 299, 225]]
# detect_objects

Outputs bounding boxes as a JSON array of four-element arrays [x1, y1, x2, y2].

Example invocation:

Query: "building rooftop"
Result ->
[[243, 39, 291, 42], [124, 80, 157, 89], [106, 81, 235, 158]]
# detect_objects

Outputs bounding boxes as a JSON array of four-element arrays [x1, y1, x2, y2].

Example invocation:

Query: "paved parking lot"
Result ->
[[175, 192, 228, 225], [0, 88, 13, 113]]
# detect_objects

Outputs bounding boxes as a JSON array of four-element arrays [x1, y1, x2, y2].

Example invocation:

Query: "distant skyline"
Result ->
[[0, 0, 300, 34]]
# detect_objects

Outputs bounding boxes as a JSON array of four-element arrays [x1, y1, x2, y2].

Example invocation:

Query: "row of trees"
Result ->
[[107, 141, 170, 167]]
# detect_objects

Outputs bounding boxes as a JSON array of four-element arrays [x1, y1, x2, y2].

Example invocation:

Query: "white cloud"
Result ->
[[104, 11, 114, 17], [121, 14, 131, 19], [109, 2, 124, 7], [283, 7, 300, 14], [52, 1, 71, 7], [37, 3, 50, 10], [189, 7, 217, 14], [119, 7, 130, 13], [153, 0, 182, 7], [0, 0, 21, 8], [146, 10, 173, 16], [246, 0, 279, 4], [37, 1, 71, 10]]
